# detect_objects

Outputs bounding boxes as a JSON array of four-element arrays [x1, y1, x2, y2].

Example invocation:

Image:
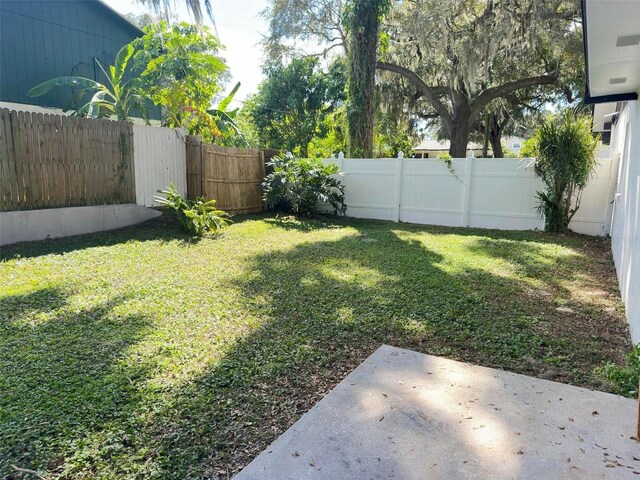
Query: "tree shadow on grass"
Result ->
[[0, 212, 201, 261], [0, 290, 153, 479], [1, 217, 630, 478], [231, 214, 346, 233], [0, 287, 68, 319], [143, 220, 630, 478]]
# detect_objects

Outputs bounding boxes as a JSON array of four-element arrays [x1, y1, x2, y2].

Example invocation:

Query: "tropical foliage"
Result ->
[[262, 153, 347, 216], [155, 183, 231, 235], [28, 44, 149, 121], [248, 57, 346, 157], [531, 110, 599, 233], [205, 82, 249, 147], [131, 22, 248, 145], [133, 22, 227, 128]]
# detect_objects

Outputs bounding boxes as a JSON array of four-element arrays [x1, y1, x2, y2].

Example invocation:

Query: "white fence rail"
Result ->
[[133, 125, 187, 207], [324, 154, 618, 236]]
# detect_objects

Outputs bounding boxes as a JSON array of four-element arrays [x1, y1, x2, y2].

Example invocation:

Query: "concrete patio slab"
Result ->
[[236, 345, 640, 479]]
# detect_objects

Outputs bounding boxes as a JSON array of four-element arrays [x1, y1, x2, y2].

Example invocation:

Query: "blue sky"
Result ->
[[103, 0, 269, 103]]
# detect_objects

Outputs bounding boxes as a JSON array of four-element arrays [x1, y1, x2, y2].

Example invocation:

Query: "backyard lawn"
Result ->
[[0, 214, 632, 479]]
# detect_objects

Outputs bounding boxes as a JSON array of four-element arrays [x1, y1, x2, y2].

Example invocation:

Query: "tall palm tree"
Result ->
[[138, 0, 213, 26]]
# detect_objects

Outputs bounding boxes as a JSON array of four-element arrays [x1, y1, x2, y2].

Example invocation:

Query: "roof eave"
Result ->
[[581, 0, 640, 105], [585, 91, 639, 105]]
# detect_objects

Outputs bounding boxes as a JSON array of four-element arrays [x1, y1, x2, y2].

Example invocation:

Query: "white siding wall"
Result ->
[[133, 125, 187, 207], [610, 100, 640, 343], [326, 155, 616, 236]]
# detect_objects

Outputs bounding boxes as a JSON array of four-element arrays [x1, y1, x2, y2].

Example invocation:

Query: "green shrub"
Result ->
[[262, 153, 347, 216], [519, 137, 537, 158], [155, 183, 231, 235], [597, 345, 640, 397]]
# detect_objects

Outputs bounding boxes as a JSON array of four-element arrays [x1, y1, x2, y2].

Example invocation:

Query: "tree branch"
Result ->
[[376, 61, 452, 130], [471, 73, 559, 123], [417, 112, 441, 121]]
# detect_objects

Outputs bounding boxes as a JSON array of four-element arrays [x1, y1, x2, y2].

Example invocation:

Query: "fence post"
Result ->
[[337, 151, 344, 172], [394, 151, 404, 222], [259, 150, 266, 212], [461, 152, 474, 227], [200, 142, 206, 199], [185, 135, 203, 199]]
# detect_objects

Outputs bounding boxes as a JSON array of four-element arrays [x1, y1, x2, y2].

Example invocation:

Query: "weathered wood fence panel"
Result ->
[[186, 139, 276, 215], [186, 135, 203, 199], [0, 109, 134, 211], [133, 124, 187, 206]]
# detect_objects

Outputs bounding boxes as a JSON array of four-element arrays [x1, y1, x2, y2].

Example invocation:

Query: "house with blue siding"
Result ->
[[0, 0, 159, 119]]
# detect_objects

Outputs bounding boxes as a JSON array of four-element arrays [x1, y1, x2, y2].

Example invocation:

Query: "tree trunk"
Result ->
[[488, 113, 505, 158], [448, 93, 472, 157], [482, 118, 489, 157], [449, 122, 470, 157], [489, 126, 503, 158], [347, 0, 384, 158]]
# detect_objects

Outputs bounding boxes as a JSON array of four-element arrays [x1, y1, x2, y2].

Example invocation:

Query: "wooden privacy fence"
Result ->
[[0, 109, 135, 211], [186, 136, 276, 214]]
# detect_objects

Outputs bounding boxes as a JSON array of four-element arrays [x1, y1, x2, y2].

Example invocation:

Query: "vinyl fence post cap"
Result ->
[[398, 151, 404, 158], [338, 151, 344, 159]]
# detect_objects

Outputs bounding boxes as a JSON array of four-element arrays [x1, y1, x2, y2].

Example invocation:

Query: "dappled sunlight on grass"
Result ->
[[319, 258, 398, 287], [0, 214, 631, 479]]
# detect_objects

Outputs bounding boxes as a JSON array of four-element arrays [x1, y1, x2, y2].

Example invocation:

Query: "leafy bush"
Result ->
[[155, 184, 231, 235], [519, 137, 537, 158], [530, 109, 599, 233], [597, 345, 640, 397], [262, 153, 347, 216]]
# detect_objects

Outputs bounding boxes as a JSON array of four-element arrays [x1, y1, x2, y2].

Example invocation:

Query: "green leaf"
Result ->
[[217, 81, 241, 113], [114, 43, 135, 84], [87, 90, 110, 118], [28, 77, 103, 97]]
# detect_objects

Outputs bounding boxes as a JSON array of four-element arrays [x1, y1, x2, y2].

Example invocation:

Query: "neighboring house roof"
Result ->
[[581, 0, 640, 104], [0, 0, 159, 117], [414, 136, 525, 152], [414, 139, 484, 151]]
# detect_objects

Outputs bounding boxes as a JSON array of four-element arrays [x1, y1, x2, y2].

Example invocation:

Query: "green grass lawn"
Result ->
[[0, 214, 631, 479]]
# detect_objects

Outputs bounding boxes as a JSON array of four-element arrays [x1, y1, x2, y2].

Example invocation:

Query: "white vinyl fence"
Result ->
[[324, 153, 618, 236], [133, 124, 187, 207]]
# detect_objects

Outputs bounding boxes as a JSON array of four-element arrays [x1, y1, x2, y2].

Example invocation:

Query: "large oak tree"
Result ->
[[378, 0, 581, 157]]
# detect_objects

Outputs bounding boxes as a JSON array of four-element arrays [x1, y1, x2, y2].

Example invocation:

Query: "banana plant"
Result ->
[[207, 81, 249, 146], [28, 44, 149, 122]]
